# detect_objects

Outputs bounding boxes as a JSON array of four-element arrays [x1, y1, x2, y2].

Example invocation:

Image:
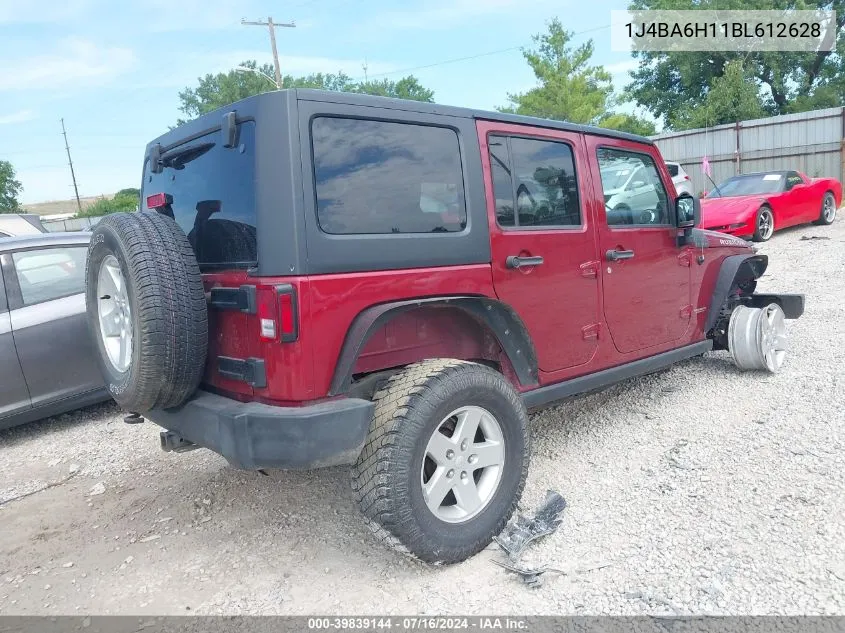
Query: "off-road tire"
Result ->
[[752, 206, 774, 242], [814, 191, 837, 226], [85, 211, 207, 412], [351, 359, 529, 564]]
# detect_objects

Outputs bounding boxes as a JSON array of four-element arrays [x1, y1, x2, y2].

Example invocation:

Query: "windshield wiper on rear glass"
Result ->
[[159, 142, 215, 171]]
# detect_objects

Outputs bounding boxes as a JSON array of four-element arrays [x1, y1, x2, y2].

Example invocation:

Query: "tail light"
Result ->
[[146, 193, 172, 209], [683, 175, 691, 181], [256, 284, 298, 343]]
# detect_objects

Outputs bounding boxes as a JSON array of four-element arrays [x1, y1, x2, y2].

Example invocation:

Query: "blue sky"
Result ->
[[0, 0, 643, 204]]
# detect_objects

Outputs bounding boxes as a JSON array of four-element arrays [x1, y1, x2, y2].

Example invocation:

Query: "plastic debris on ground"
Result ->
[[493, 489, 567, 587]]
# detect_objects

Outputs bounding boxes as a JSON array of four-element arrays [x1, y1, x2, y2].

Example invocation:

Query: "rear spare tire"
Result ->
[[85, 211, 207, 411]]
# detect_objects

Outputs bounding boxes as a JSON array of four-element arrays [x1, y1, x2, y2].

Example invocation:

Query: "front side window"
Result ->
[[12, 246, 87, 306], [312, 117, 467, 235], [488, 135, 581, 228], [785, 171, 804, 190], [598, 148, 670, 226]]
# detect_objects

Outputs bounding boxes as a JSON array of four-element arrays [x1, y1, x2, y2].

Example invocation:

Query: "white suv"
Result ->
[[665, 161, 694, 196]]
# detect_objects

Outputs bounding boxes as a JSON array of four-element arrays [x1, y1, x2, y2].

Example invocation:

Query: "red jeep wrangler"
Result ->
[[85, 90, 803, 564]]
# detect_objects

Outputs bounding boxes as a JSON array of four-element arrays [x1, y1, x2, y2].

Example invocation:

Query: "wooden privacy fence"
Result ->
[[651, 107, 845, 196]]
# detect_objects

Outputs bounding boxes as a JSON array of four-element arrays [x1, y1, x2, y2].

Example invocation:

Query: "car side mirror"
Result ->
[[675, 193, 699, 229], [630, 180, 646, 190]]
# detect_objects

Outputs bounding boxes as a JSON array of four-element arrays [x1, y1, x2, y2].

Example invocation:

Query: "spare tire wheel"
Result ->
[[85, 211, 208, 412]]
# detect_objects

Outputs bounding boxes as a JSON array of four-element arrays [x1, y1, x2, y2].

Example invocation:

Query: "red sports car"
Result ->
[[700, 170, 841, 242]]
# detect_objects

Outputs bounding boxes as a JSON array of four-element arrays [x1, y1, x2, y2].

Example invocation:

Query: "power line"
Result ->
[[241, 17, 296, 88], [355, 23, 611, 81], [60, 118, 82, 215]]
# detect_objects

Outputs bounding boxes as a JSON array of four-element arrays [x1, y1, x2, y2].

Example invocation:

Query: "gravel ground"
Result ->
[[1, 219, 843, 616]]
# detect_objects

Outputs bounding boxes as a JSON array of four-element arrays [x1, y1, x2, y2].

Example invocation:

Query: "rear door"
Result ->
[[0, 255, 31, 421], [586, 137, 691, 354], [5, 244, 103, 408], [142, 120, 260, 398], [480, 121, 601, 372]]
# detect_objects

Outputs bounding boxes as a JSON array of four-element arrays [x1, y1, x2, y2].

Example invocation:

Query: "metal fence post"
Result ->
[[840, 107, 845, 188], [735, 121, 742, 175]]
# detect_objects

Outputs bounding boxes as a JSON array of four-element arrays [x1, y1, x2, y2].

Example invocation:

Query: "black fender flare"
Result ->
[[704, 254, 768, 332], [328, 296, 539, 396]]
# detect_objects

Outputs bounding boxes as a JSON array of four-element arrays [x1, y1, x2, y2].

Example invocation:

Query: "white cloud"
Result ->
[[216, 52, 396, 76], [0, 0, 91, 24], [142, 0, 261, 32], [0, 38, 135, 92], [605, 60, 638, 75], [366, 0, 559, 32], [0, 109, 36, 124]]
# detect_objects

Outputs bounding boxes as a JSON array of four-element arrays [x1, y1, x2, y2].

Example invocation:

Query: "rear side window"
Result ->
[[12, 246, 87, 306], [666, 163, 679, 177], [143, 121, 257, 268], [488, 134, 582, 228], [312, 117, 467, 235]]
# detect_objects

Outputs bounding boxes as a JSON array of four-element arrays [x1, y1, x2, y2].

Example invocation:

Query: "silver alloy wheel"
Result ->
[[823, 193, 837, 223], [728, 303, 787, 373], [421, 405, 505, 523], [97, 255, 133, 373], [758, 208, 774, 240]]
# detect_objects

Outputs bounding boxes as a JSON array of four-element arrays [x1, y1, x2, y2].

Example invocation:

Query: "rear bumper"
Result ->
[[144, 390, 374, 470]]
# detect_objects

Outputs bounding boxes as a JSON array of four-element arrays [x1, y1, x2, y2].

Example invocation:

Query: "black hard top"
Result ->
[[294, 89, 654, 144], [147, 88, 654, 150]]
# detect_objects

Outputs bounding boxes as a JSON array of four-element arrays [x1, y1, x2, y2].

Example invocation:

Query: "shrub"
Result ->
[[79, 193, 138, 217]]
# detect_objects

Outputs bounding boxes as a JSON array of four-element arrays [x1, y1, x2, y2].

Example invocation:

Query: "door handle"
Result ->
[[506, 255, 544, 269], [606, 249, 635, 261]]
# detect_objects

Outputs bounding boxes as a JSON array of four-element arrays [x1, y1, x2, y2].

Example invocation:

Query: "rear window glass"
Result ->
[[143, 121, 257, 268], [666, 163, 679, 177], [311, 117, 466, 235]]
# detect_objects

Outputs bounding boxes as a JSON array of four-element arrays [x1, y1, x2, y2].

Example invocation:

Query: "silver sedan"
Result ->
[[0, 232, 109, 429]]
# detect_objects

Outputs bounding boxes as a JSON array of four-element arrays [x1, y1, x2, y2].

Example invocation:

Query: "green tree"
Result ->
[[351, 76, 434, 102], [673, 61, 767, 129], [500, 19, 657, 135], [115, 187, 140, 198], [177, 60, 434, 124], [627, 0, 845, 129], [0, 160, 23, 213], [596, 112, 657, 136]]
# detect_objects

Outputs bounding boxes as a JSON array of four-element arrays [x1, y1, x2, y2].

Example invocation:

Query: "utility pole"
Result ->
[[241, 17, 295, 89], [60, 118, 82, 215]]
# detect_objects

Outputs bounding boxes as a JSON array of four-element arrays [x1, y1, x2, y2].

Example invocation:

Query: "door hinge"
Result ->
[[677, 251, 692, 267], [680, 305, 693, 319], [581, 323, 600, 340], [580, 260, 600, 278]]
